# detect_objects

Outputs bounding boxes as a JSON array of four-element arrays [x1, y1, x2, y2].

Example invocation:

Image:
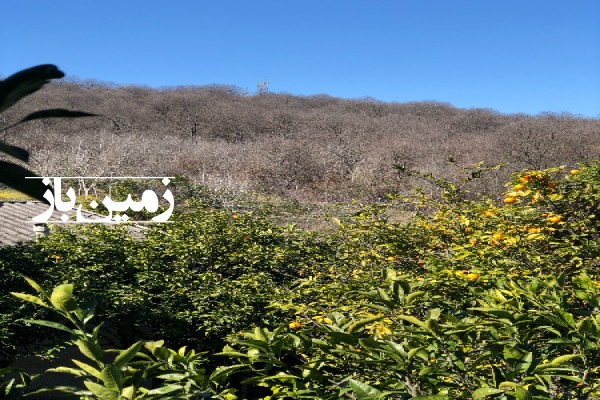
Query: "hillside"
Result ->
[[2, 80, 598, 202]]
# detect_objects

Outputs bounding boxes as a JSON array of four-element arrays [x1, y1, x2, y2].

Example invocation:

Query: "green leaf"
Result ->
[[26, 386, 89, 396], [348, 315, 384, 334], [21, 319, 75, 334], [408, 346, 427, 360], [11, 293, 48, 308], [122, 386, 135, 400], [0, 140, 28, 162], [20, 276, 48, 297], [114, 341, 144, 369], [74, 338, 104, 363], [472, 388, 505, 399], [50, 284, 77, 312], [348, 379, 383, 400], [156, 373, 187, 380], [328, 331, 359, 345], [210, 365, 247, 384], [45, 367, 85, 377], [411, 396, 447, 400], [253, 327, 269, 342], [503, 347, 523, 361], [72, 359, 102, 379], [398, 315, 435, 334], [515, 352, 533, 373], [83, 380, 120, 400], [19, 108, 99, 124], [406, 291, 426, 304], [377, 287, 390, 301], [469, 307, 514, 320], [498, 382, 516, 390], [383, 341, 407, 358], [259, 373, 300, 381], [536, 354, 582, 370], [147, 384, 184, 395], [100, 366, 122, 392], [552, 353, 584, 369], [515, 386, 533, 400], [143, 340, 165, 356], [426, 308, 441, 320], [215, 351, 251, 358], [0, 64, 64, 113]]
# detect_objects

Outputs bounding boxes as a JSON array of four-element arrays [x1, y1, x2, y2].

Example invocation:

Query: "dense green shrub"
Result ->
[[0, 207, 327, 363], [2, 160, 599, 398]]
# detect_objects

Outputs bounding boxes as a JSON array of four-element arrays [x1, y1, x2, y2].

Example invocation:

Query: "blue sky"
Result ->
[[2, 1, 599, 117]]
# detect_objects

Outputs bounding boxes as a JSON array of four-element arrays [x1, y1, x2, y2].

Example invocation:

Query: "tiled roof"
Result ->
[[0, 202, 146, 246]]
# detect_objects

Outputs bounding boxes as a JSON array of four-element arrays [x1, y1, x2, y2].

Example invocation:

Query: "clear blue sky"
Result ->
[[2, 1, 599, 117]]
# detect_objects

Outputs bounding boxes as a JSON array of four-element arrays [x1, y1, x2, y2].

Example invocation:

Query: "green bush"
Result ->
[[2, 160, 599, 399]]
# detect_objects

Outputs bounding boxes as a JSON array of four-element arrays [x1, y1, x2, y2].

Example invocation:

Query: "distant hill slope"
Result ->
[[2, 81, 598, 202]]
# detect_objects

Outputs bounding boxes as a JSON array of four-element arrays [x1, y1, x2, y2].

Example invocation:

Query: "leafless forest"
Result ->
[[2, 80, 598, 202]]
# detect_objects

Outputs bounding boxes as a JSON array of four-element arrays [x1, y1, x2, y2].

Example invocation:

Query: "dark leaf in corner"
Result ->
[[0, 161, 50, 203], [0, 64, 65, 113], [19, 108, 99, 124], [0, 140, 29, 162]]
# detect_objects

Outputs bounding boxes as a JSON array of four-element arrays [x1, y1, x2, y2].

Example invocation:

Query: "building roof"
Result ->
[[0, 202, 146, 246]]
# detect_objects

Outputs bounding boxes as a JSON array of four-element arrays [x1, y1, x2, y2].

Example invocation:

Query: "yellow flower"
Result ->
[[570, 169, 580, 175]]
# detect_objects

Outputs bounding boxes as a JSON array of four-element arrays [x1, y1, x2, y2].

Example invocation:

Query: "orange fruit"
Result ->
[[570, 169, 580, 175], [492, 233, 504, 240], [519, 175, 531, 183], [416, 260, 426, 266], [387, 256, 398, 262], [547, 215, 562, 223], [288, 321, 301, 330], [504, 196, 517, 204], [513, 184, 525, 190], [483, 210, 495, 217], [467, 273, 479, 281]]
